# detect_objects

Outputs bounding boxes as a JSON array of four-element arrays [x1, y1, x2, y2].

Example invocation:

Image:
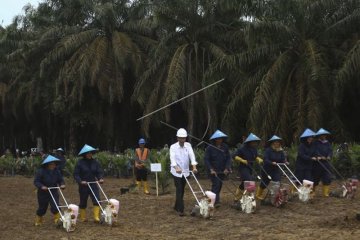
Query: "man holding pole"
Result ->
[[170, 128, 198, 216]]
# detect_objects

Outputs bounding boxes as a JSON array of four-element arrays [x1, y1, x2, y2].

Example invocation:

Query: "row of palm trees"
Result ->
[[0, 0, 359, 152]]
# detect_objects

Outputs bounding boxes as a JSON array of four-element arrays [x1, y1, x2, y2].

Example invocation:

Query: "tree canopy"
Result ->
[[1, 0, 359, 153]]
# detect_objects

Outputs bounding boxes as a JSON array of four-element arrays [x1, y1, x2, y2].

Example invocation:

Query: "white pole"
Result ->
[[136, 78, 225, 121], [156, 172, 159, 197]]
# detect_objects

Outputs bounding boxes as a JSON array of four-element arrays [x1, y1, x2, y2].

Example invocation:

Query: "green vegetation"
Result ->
[[0, 0, 360, 152], [1, 144, 359, 180]]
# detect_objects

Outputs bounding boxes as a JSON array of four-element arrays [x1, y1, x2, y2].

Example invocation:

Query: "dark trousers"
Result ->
[[79, 184, 100, 209], [260, 168, 281, 189], [239, 167, 254, 190], [135, 168, 148, 181], [173, 176, 186, 213], [313, 162, 332, 186], [210, 174, 224, 204], [36, 189, 59, 216], [295, 168, 313, 183]]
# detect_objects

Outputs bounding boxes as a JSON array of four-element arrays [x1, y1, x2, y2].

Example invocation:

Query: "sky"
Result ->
[[0, 0, 41, 27]]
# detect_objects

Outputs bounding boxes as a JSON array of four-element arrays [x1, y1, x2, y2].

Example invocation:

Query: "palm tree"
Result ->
[[218, 0, 360, 142], [133, 0, 245, 139], [1, 0, 155, 152]]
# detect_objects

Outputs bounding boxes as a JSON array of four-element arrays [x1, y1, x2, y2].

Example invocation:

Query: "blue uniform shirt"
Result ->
[[74, 158, 103, 184], [34, 168, 64, 189], [204, 143, 231, 173], [234, 145, 258, 168], [296, 142, 316, 170], [314, 140, 333, 158], [264, 147, 285, 171]]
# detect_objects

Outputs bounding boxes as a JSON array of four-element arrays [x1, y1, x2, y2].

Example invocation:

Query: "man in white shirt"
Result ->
[[170, 128, 198, 216]]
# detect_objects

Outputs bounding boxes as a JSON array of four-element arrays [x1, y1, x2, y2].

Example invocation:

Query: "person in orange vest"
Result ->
[[135, 138, 150, 194]]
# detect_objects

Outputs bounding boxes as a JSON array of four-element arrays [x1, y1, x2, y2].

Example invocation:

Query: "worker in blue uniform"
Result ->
[[74, 144, 104, 222], [295, 129, 317, 184], [258, 135, 286, 199], [34, 155, 65, 226], [233, 133, 263, 202], [313, 128, 333, 197], [204, 130, 231, 208]]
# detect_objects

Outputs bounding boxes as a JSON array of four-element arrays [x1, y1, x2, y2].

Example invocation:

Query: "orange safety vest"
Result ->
[[135, 148, 149, 161]]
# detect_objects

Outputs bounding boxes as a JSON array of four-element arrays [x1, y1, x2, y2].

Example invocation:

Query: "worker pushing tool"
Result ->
[[34, 155, 66, 227], [233, 133, 264, 201], [204, 130, 231, 208], [74, 144, 104, 223], [169, 128, 198, 216]]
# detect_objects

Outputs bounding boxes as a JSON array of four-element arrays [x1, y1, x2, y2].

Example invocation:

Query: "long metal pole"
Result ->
[[136, 78, 225, 121]]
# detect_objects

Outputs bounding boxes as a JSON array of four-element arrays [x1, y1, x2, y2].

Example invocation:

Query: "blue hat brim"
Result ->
[[78, 144, 97, 156], [300, 129, 316, 139], [244, 133, 261, 144], [315, 128, 331, 136], [268, 135, 282, 142], [42, 155, 60, 165], [210, 130, 228, 140]]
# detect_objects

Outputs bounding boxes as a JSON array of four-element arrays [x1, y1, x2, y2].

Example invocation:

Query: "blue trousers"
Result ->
[[36, 189, 59, 216], [260, 167, 282, 189], [210, 174, 225, 204], [238, 167, 254, 190], [312, 161, 332, 186], [295, 168, 313, 183], [79, 183, 100, 209]]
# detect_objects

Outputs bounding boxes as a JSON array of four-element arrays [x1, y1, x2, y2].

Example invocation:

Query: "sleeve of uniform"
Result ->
[[96, 160, 104, 180], [57, 169, 65, 185], [34, 169, 44, 189], [298, 144, 312, 162], [233, 148, 242, 159], [313, 141, 320, 157], [327, 144, 333, 158], [170, 145, 177, 167], [280, 151, 286, 163], [225, 146, 232, 169], [264, 148, 272, 165], [73, 160, 82, 184], [204, 147, 212, 170], [187, 143, 197, 165]]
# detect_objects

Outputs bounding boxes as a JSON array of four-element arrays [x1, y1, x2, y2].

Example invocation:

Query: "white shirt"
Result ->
[[170, 142, 197, 178]]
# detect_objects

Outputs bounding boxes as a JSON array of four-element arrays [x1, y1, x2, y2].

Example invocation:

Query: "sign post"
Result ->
[[150, 163, 162, 196]]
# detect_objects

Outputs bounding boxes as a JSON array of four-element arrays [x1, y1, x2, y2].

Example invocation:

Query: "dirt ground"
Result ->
[[0, 176, 359, 240]]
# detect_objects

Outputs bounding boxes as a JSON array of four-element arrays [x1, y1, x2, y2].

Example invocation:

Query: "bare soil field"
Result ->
[[0, 176, 359, 240]]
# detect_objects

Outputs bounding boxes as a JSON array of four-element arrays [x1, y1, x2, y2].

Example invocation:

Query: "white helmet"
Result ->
[[176, 128, 188, 138]]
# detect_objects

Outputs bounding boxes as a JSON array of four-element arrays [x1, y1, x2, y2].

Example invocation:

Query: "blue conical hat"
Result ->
[[78, 144, 96, 156], [268, 135, 282, 142], [315, 128, 331, 136], [42, 155, 60, 165], [300, 128, 316, 139], [244, 133, 261, 143], [138, 138, 146, 144], [210, 130, 228, 140]]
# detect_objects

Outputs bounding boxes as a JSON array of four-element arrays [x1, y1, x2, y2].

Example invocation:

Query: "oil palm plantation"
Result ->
[[133, 0, 246, 139], [1, 0, 360, 151], [218, 0, 360, 142], [1, 0, 154, 151]]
